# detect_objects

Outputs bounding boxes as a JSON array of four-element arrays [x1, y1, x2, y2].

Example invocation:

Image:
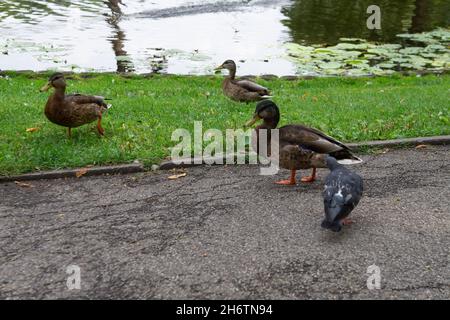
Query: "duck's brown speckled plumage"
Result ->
[[41, 73, 109, 136], [216, 60, 271, 103]]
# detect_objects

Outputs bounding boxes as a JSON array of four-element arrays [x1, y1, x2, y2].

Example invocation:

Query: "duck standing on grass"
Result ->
[[322, 156, 363, 232], [215, 59, 272, 103], [245, 100, 362, 185], [40, 73, 111, 137]]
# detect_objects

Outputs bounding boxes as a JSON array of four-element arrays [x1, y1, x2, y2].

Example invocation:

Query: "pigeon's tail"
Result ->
[[330, 149, 363, 165], [321, 219, 342, 232]]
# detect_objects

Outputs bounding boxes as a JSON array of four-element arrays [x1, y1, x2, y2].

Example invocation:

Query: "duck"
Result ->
[[40, 73, 110, 137], [245, 100, 362, 185], [322, 156, 363, 232], [215, 60, 272, 103]]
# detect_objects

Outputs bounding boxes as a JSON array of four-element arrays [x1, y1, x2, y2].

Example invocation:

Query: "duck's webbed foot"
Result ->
[[275, 170, 296, 186], [301, 167, 317, 183]]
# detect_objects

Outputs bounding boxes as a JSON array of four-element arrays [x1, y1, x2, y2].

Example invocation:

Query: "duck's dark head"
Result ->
[[215, 59, 237, 76], [40, 73, 66, 92], [245, 100, 280, 130]]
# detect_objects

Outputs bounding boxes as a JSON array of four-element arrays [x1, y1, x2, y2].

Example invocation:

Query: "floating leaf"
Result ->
[[378, 63, 395, 69], [345, 59, 367, 65], [317, 62, 342, 69], [399, 47, 422, 55]]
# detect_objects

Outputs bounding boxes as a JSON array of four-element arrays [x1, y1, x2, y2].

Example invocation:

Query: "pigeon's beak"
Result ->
[[40, 82, 51, 92], [244, 114, 261, 128]]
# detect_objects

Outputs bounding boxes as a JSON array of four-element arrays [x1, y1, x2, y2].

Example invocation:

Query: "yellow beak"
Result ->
[[214, 64, 224, 71], [244, 114, 261, 128], [40, 82, 52, 92]]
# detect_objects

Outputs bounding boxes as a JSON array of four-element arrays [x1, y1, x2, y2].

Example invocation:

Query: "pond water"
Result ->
[[0, 0, 449, 75]]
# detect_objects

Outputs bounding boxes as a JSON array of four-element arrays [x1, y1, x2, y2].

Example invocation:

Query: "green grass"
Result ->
[[0, 72, 449, 175]]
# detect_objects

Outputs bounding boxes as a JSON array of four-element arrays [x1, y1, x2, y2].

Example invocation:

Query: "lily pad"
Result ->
[[285, 28, 450, 76], [334, 43, 372, 50], [424, 44, 448, 53], [345, 59, 367, 65], [377, 63, 395, 69], [317, 62, 342, 69], [338, 38, 367, 43], [399, 47, 422, 55]]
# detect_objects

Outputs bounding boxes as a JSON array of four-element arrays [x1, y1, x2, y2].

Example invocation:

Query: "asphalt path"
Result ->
[[0, 145, 449, 299]]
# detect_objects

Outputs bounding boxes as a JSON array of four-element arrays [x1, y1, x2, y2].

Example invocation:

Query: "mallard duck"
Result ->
[[40, 73, 110, 137], [215, 60, 272, 103], [322, 156, 363, 232], [245, 100, 362, 185]]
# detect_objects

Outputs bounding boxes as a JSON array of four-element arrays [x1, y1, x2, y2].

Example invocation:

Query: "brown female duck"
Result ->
[[40, 73, 110, 137], [215, 60, 272, 103], [245, 100, 362, 185]]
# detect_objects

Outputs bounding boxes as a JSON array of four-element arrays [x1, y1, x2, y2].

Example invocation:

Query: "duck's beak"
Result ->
[[244, 114, 261, 128], [40, 82, 51, 92], [214, 64, 224, 72]]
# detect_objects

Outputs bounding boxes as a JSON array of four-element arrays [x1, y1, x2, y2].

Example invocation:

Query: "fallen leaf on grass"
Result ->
[[75, 168, 88, 178], [168, 173, 187, 180], [26, 127, 39, 133], [15, 181, 34, 188], [415, 144, 428, 149]]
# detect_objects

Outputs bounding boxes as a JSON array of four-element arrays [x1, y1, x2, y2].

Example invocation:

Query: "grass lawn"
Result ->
[[0, 72, 449, 175]]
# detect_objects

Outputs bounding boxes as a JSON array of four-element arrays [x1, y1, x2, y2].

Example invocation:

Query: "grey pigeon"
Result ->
[[322, 156, 363, 232]]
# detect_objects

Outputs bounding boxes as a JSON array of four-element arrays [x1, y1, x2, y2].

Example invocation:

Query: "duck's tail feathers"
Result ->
[[330, 150, 363, 165], [337, 156, 363, 165], [101, 102, 112, 111]]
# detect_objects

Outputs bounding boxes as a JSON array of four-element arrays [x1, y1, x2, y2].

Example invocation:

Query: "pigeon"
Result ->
[[322, 156, 363, 232]]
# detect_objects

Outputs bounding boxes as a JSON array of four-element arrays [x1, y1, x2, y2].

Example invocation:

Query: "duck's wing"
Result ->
[[279, 125, 350, 154], [234, 79, 270, 95], [66, 94, 108, 107]]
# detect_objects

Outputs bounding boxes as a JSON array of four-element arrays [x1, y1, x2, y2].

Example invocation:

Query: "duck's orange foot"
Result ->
[[301, 176, 316, 183], [342, 218, 353, 226], [275, 179, 296, 186]]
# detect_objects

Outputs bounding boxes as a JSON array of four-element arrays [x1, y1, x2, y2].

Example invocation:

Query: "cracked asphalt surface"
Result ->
[[0, 146, 449, 299]]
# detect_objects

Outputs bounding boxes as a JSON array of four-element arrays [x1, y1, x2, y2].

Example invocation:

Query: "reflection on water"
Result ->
[[0, 0, 448, 75], [282, 0, 450, 45]]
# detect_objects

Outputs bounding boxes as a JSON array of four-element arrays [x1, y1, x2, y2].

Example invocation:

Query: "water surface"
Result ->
[[0, 0, 448, 75]]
